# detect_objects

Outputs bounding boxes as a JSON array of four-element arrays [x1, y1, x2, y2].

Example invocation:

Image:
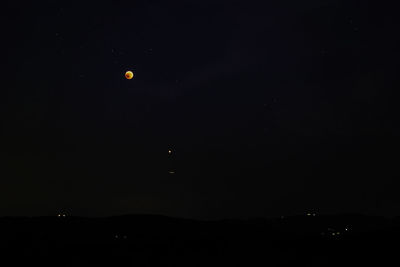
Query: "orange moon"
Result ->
[[125, 71, 134, 80]]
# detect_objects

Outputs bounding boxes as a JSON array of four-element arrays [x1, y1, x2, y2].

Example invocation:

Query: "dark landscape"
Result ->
[[1, 214, 399, 266]]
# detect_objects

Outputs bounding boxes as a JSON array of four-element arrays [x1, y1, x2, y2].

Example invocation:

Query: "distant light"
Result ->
[[115, 235, 119, 239], [168, 150, 172, 155], [332, 233, 336, 236], [307, 213, 311, 216], [169, 171, 175, 174], [57, 214, 61, 217], [312, 213, 316, 216], [345, 228, 348, 231], [62, 214, 66, 217], [336, 232, 340, 235]]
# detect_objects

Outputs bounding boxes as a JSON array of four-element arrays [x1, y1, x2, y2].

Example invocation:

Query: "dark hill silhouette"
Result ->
[[0, 214, 399, 266]]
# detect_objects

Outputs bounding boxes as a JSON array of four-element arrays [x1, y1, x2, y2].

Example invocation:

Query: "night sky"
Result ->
[[2, 0, 399, 219]]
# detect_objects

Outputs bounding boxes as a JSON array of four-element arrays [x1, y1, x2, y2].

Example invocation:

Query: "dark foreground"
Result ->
[[1, 214, 399, 266]]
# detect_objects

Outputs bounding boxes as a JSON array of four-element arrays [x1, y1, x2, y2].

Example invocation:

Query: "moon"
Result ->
[[125, 71, 134, 80]]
